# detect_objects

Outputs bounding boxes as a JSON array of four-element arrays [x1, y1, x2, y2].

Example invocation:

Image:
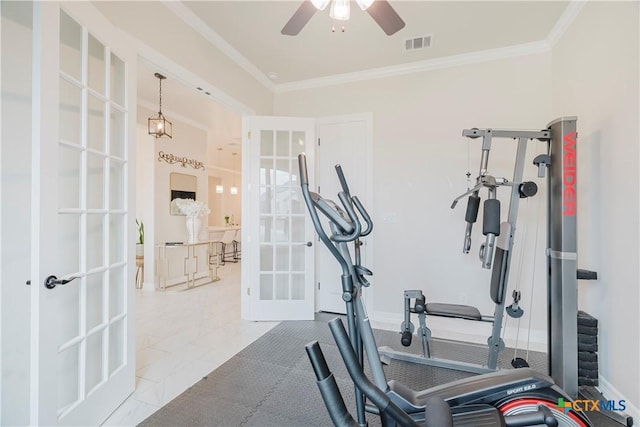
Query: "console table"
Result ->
[[155, 241, 221, 291]]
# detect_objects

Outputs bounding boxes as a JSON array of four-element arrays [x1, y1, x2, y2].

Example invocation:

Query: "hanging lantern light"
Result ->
[[148, 72, 173, 139]]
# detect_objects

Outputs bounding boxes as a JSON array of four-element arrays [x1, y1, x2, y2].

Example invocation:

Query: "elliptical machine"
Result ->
[[298, 152, 593, 427]]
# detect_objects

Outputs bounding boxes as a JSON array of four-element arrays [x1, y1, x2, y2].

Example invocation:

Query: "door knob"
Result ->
[[305, 241, 313, 247], [45, 275, 79, 289]]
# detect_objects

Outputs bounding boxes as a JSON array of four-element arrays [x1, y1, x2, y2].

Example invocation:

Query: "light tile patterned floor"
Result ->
[[102, 262, 279, 426]]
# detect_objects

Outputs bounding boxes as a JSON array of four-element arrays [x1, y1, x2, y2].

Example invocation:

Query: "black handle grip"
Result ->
[[401, 331, 413, 347], [465, 195, 481, 224], [298, 153, 309, 186]]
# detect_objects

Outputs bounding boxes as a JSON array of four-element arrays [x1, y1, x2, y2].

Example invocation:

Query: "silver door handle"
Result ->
[[305, 241, 313, 247], [45, 275, 79, 289]]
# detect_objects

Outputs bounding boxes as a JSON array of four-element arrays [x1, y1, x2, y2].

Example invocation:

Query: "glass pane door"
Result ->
[[30, 3, 136, 425], [243, 117, 315, 320]]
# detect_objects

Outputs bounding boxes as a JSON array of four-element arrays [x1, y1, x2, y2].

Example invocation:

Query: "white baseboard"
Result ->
[[597, 375, 639, 423], [371, 310, 547, 352]]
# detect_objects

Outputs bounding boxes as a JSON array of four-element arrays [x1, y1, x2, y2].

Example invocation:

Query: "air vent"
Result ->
[[404, 35, 432, 51]]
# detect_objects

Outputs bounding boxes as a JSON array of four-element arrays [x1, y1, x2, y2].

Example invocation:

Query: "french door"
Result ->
[[242, 117, 316, 320], [11, 2, 136, 425]]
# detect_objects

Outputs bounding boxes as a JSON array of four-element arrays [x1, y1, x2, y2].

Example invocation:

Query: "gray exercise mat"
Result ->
[[138, 312, 619, 427]]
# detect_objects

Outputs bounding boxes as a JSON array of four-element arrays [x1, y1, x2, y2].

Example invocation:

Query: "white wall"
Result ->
[[551, 1, 639, 414], [154, 135, 209, 244], [275, 52, 553, 346]]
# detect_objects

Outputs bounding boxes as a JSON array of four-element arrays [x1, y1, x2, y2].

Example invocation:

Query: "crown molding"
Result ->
[[275, 40, 550, 93], [546, 0, 587, 48], [161, 1, 276, 92], [162, 0, 584, 94]]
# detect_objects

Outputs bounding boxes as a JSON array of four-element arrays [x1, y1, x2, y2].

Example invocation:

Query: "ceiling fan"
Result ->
[[281, 0, 405, 36]]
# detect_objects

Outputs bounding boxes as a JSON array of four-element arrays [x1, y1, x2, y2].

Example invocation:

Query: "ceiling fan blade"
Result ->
[[281, 1, 318, 36], [366, 0, 405, 36]]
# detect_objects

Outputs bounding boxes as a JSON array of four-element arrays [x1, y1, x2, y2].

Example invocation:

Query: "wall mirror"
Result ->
[[170, 172, 197, 215]]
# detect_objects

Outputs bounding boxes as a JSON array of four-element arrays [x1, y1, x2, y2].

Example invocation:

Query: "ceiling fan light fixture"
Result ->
[[355, 0, 375, 11], [310, 0, 330, 10], [330, 0, 350, 20]]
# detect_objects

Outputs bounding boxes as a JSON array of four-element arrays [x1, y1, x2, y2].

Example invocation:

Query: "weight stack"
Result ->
[[577, 310, 598, 386]]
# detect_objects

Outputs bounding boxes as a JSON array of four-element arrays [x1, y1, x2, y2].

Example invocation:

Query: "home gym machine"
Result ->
[[377, 117, 632, 426], [379, 123, 549, 375], [298, 151, 593, 427]]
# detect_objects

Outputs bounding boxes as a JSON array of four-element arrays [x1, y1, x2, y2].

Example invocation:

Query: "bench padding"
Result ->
[[426, 303, 482, 321]]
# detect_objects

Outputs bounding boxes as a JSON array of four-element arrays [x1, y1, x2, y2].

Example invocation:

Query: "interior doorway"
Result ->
[[135, 60, 244, 289]]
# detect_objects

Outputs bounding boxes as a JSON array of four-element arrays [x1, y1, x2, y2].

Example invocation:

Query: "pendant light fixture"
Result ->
[[215, 148, 224, 194], [148, 72, 173, 139], [230, 152, 239, 195]]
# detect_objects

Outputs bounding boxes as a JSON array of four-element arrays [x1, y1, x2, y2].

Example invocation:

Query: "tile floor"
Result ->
[[102, 261, 279, 426]]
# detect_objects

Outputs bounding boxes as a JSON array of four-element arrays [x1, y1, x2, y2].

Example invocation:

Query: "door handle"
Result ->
[[45, 275, 79, 289], [305, 241, 313, 247]]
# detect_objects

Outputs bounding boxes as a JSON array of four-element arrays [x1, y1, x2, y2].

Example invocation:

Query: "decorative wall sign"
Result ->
[[158, 151, 205, 170]]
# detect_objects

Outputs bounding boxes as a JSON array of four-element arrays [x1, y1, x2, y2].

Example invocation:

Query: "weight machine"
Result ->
[[379, 123, 553, 374], [379, 117, 633, 426]]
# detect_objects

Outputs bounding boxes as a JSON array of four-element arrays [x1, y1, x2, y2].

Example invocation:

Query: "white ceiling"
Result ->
[[103, 1, 572, 167], [180, 0, 569, 84]]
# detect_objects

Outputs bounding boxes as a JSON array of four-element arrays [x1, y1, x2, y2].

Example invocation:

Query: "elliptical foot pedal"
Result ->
[[511, 357, 529, 369]]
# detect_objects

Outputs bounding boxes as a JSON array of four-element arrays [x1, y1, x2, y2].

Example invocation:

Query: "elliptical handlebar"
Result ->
[[299, 153, 365, 277], [333, 191, 362, 242], [335, 164, 351, 197], [299, 152, 310, 186], [335, 164, 373, 237], [299, 154, 350, 276], [352, 196, 373, 237]]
